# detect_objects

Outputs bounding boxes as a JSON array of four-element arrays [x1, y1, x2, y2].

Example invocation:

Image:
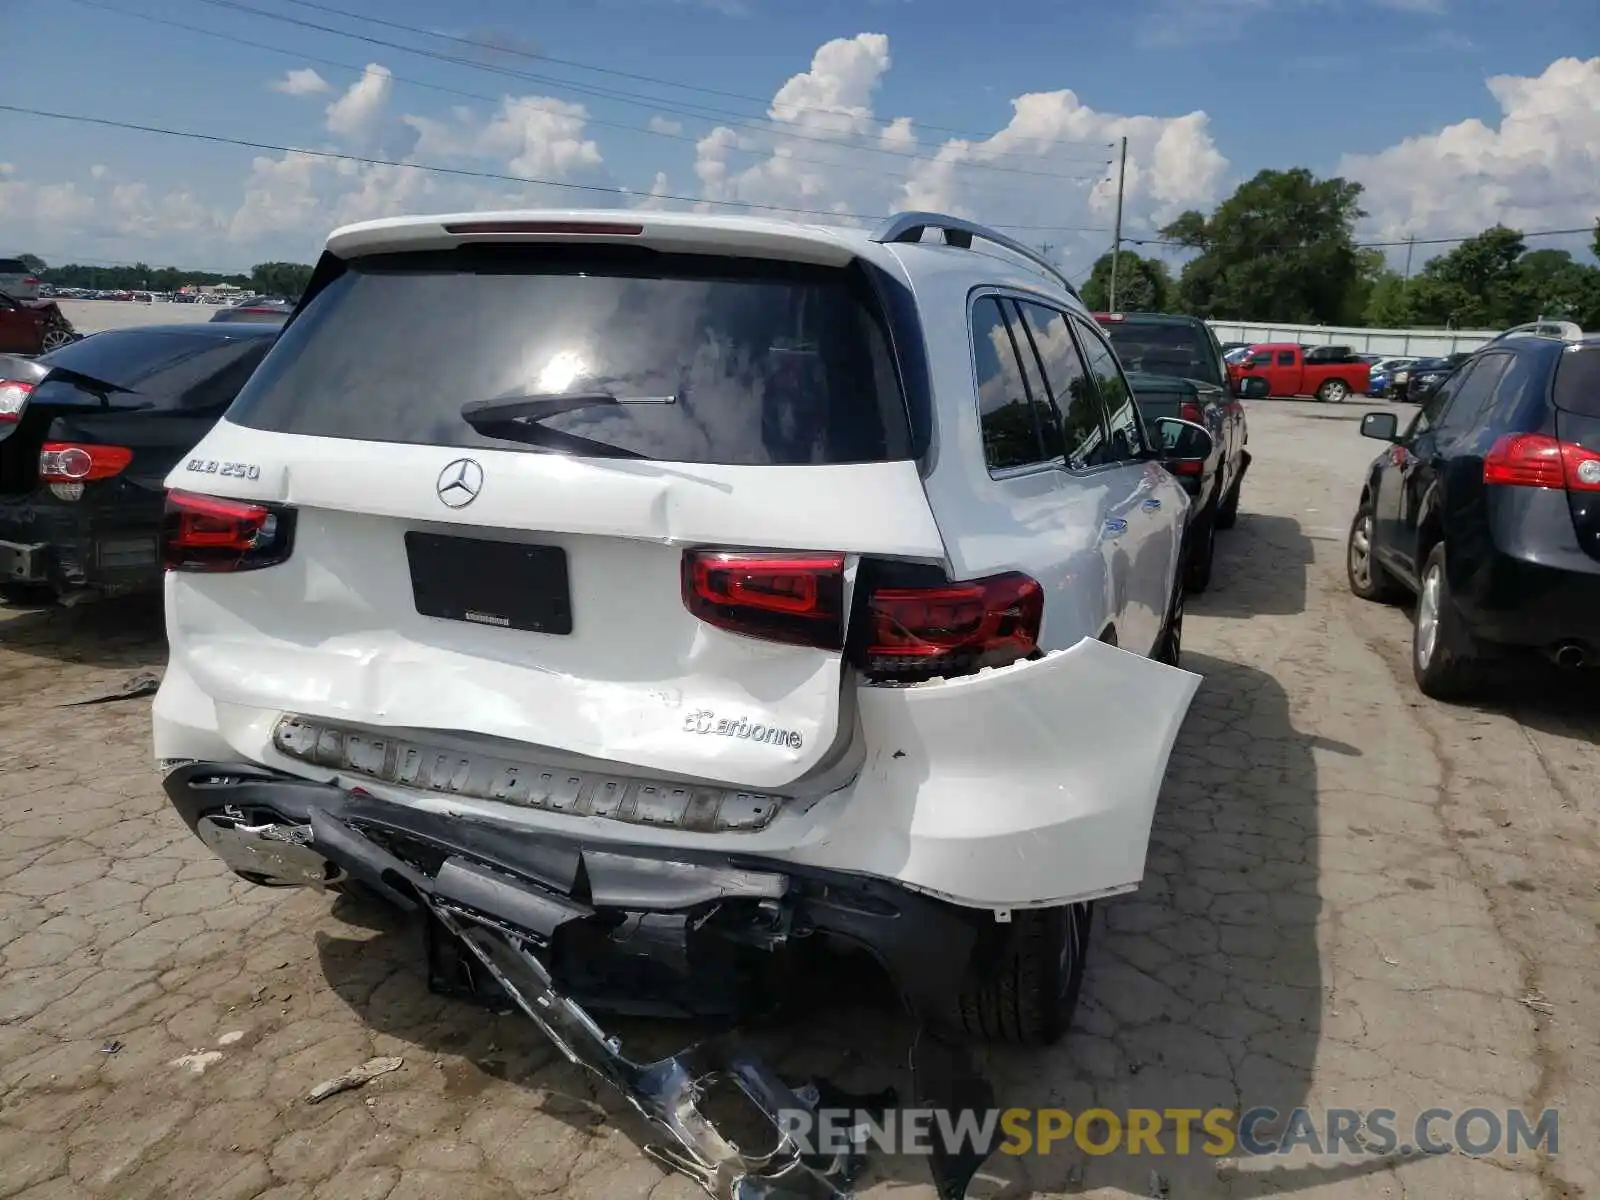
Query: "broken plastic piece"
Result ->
[[306, 1055, 404, 1103]]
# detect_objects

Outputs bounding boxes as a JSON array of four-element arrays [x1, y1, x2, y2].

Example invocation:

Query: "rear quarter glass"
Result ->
[[225, 247, 915, 466], [1552, 345, 1600, 417]]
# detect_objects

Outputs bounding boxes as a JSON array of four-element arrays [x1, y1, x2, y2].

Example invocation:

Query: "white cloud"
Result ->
[[271, 67, 332, 96], [325, 64, 393, 142], [648, 116, 684, 136], [683, 32, 1227, 279], [406, 94, 603, 181], [1341, 56, 1600, 261]]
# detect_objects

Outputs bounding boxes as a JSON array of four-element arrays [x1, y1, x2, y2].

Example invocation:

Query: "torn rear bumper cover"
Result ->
[[162, 763, 990, 1197]]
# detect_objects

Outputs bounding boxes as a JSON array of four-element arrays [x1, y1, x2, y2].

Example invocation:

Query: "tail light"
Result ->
[[682, 550, 847, 649], [22, 276, 38, 288], [1484, 435, 1600, 492], [1169, 459, 1204, 476], [162, 489, 297, 572], [1179, 401, 1203, 424], [853, 571, 1043, 681], [39, 442, 133, 482], [0, 380, 33, 423]]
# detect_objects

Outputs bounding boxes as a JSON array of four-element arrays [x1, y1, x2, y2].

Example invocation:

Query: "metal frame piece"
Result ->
[[871, 212, 1082, 301]]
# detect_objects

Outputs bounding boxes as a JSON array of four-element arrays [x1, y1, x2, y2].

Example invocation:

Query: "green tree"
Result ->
[[1404, 225, 1525, 327], [1364, 272, 1413, 326], [1079, 250, 1174, 313], [249, 262, 315, 300], [1160, 168, 1367, 323], [1509, 249, 1594, 321], [16, 253, 46, 274]]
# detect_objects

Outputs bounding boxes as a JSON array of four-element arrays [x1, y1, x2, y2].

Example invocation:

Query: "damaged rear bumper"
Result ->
[[163, 760, 986, 1024], [164, 761, 997, 1197]]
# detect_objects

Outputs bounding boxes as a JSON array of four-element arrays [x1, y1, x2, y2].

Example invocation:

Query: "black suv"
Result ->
[[1347, 331, 1600, 699]]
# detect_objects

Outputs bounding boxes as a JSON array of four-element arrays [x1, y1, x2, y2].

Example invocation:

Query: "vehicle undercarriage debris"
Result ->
[[164, 765, 1002, 1199]]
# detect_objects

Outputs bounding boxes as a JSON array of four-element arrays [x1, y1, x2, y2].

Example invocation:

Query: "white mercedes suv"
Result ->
[[153, 210, 1206, 1067]]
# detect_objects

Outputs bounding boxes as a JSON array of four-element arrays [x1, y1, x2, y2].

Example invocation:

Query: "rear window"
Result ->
[[227, 246, 914, 465], [0, 259, 31, 275], [1099, 320, 1221, 386], [40, 329, 255, 391], [1552, 345, 1600, 417]]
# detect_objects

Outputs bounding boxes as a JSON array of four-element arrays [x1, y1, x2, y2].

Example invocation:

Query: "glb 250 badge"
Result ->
[[683, 709, 803, 751], [186, 458, 261, 480]]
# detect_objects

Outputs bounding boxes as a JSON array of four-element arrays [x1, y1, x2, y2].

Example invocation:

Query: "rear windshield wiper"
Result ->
[[459, 391, 676, 459]]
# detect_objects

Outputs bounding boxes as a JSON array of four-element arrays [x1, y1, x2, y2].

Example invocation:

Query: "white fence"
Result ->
[[1204, 319, 1500, 358]]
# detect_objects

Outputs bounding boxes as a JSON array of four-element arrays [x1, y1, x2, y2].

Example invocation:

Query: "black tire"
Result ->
[[1412, 542, 1478, 700], [952, 902, 1094, 1046], [1184, 505, 1216, 594], [1316, 379, 1350, 404], [1346, 500, 1403, 603], [1156, 580, 1184, 667], [1215, 473, 1242, 530]]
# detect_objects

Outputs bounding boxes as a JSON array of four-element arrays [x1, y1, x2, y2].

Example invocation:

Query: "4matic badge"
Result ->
[[683, 709, 804, 751]]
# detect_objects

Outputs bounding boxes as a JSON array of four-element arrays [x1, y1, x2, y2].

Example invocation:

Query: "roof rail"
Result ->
[[871, 211, 1081, 300]]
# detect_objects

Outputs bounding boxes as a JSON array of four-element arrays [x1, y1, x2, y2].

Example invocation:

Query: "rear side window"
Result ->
[[971, 297, 1053, 471], [1013, 301, 1102, 469], [0, 259, 30, 275], [1553, 345, 1600, 417], [1276, 350, 1296, 366], [227, 247, 913, 466]]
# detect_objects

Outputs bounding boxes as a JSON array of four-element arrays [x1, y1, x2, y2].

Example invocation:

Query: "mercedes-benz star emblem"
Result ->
[[436, 458, 484, 508]]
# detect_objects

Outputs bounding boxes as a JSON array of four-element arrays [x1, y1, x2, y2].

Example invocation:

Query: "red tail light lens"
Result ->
[[0, 380, 34, 422], [1169, 459, 1204, 476], [1179, 401, 1203, 425], [22, 276, 38, 287], [682, 550, 846, 649], [1484, 435, 1600, 491], [39, 442, 133, 482], [855, 572, 1044, 681], [162, 489, 296, 572]]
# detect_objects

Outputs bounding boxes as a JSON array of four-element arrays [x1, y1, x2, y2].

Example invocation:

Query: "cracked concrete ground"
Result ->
[[2, 398, 1597, 1200]]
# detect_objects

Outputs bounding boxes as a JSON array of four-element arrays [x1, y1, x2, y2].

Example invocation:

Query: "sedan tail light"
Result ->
[[1483, 435, 1600, 492], [1179, 401, 1203, 424], [162, 489, 297, 572], [39, 442, 133, 482], [0, 380, 34, 423]]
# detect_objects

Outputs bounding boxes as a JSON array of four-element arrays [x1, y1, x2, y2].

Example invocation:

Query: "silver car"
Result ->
[[0, 259, 40, 302]]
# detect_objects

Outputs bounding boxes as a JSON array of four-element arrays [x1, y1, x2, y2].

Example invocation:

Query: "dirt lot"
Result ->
[[1, 399, 1597, 1200]]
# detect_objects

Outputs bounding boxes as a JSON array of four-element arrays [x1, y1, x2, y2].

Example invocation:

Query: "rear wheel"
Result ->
[[1413, 542, 1478, 700], [1316, 379, 1350, 403], [952, 902, 1094, 1046], [1184, 505, 1216, 594], [39, 324, 74, 352], [1215, 472, 1243, 530]]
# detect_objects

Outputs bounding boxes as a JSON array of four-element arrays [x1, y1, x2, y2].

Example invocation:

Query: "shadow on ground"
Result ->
[[1191, 513, 1314, 619], [0, 592, 164, 672]]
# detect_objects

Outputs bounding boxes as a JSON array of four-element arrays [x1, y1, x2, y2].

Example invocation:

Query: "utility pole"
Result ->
[[1108, 136, 1128, 311], [1401, 234, 1416, 287]]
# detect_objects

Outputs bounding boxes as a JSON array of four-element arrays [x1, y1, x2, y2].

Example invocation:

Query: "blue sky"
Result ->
[[2, 0, 1596, 276]]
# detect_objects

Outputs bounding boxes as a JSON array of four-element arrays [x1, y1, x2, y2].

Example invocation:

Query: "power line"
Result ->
[[70, 0, 1108, 193], [1126, 227, 1596, 252], [175, 0, 1115, 178], [0, 102, 1115, 234], [255, 0, 1119, 153]]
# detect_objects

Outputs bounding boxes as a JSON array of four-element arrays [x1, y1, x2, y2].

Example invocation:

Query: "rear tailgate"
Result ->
[[167, 240, 945, 793], [1552, 343, 1600, 563]]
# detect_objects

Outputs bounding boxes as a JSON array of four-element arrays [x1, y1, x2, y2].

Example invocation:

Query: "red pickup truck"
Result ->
[[1228, 343, 1371, 403]]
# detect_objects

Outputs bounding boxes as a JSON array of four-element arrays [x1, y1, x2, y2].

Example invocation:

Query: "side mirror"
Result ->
[[1361, 412, 1400, 442], [1151, 416, 1214, 464], [1233, 376, 1269, 399]]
